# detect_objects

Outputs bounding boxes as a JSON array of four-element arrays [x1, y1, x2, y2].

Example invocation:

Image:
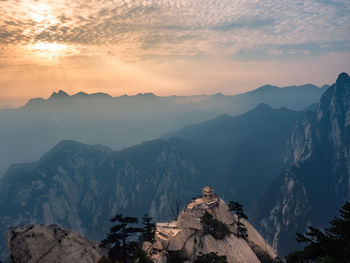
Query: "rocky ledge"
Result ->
[[7, 224, 106, 263]]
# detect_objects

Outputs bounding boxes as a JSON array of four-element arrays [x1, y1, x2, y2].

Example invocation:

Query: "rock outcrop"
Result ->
[[7, 224, 105, 263], [144, 187, 278, 263]]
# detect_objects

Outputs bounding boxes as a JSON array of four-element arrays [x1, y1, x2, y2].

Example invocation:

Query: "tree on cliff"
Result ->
[[201, 211, 231, 240], [286, 201, 350, 263], [100, 214, 143, 263], [139, 214, 156, 243], [229, 201, 248, 239]]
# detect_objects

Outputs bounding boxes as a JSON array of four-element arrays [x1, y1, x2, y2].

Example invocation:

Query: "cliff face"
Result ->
[[257, 73, 350, 256], [144, 188, 278, 263], [7, 224, 105, 263]]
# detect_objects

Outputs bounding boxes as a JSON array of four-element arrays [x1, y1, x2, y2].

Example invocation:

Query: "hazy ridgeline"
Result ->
[[0, 84, 327, 177]]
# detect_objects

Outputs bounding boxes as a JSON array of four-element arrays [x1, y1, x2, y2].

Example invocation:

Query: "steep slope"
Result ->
[[144, 187, 279, 263], [256, 73, 350, 256], [0, 83, 325, 177]]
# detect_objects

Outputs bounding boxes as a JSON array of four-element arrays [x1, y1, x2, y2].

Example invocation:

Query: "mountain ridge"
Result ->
[[0, 80, 326, 178]]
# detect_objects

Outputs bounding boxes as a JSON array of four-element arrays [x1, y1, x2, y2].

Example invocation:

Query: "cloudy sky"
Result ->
[[0, 0, 349, 107]]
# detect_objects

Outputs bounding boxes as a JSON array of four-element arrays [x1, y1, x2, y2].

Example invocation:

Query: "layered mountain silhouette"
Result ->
[[0, 83, 326, 177], [0, 76, 344, 261]]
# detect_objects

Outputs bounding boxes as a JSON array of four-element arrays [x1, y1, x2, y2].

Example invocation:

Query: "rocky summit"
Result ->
[[7, 224, 105, 263], [143, 187, 279, 263]]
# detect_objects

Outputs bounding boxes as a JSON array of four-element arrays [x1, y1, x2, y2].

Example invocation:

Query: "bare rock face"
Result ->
[[145, 187, 279, 263], [7, 224, 105, 263]]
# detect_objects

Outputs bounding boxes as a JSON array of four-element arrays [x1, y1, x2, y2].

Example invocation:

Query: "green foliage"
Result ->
[[100, 214, 143, 263], [285, 201, 350, 263], [228, 201, 248, 220], [194, 252, 228, 263], [139, 214, 156, 243], [201, 211, 231, 240], [236, 221, 248, 239], [228, 201, 248, 239]]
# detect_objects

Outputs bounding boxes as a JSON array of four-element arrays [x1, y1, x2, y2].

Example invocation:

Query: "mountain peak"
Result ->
[[336, 72, 350, 86], [255, 102, 273, 111], [74, 91, 88, 97], [25, 97, 45, 107], [136, 92, 156, 97], [49, 90, 69, 99], [212, 92, 225, 97]]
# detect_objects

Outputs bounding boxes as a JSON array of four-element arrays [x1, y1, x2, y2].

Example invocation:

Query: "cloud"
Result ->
[[0, 0, 349, 63]]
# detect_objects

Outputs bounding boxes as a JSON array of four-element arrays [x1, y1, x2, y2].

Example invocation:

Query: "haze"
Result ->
[[1, 0, 349, 107]]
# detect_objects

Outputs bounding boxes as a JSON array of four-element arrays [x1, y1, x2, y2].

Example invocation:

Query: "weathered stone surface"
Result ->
[[150, 251, 168, 263], [167, 228, 193, 251], [7, 224, 105, 263], [145, 187, 279, 262], [142, 241, 153, 254], [244, 219, 278, 260], [201, 234, 260, 263]]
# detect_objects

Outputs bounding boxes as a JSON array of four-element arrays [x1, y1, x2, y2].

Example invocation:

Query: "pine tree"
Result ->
[[228, 201, 248, 220], [201, 211, 231, 240], [140, 214, 156, 243], [100, 214, 142, 263], [228, 201, 248, 239], [285, 201, 350, 262]]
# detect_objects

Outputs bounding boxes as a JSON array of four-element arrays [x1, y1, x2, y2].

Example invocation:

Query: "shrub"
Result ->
[[201, 211, 231, 240], [195, 252, 228, 263]]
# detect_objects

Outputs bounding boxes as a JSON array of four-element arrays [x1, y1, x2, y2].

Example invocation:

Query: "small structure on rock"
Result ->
[[202, 186, 218, 206], [143, 187, 279, 263]]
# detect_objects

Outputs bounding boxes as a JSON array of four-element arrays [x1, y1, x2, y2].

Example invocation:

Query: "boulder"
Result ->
[[7, 224, 105, 263]]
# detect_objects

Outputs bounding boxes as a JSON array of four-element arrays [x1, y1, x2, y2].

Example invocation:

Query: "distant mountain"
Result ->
[[0, 83, 326, 177], [256, 73, 350, 256], [166, 104, 304, 208], [193, 84, 329, 116]]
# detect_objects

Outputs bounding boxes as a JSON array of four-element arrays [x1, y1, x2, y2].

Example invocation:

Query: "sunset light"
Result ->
[[0, 1, 350, 262], [30, 42, 70, 63]]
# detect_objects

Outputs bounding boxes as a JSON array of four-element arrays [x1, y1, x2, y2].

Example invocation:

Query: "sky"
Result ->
[[0, 0, 349, 107]]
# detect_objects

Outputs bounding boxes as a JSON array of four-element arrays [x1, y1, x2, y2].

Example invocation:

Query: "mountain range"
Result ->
[[0, 75, 347, 261], [0, 104, 305, 260], [0, 83, 327, 177]]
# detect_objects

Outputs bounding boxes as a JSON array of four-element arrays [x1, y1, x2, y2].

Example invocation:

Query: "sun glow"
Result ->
[[28, 42, 75, 64]]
